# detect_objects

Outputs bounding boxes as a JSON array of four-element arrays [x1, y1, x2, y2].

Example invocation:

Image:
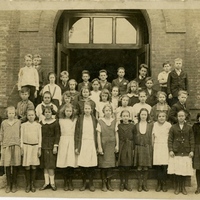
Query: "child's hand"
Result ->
[[53, 146, 57, 154], [21, 147, 24, 156], [189, 152, 194, 158], [115, 146, 119, 153], [169, 151, 175, 157], [98, 147, 104, 155], [38, 147, 41, 157], [75, 148, 79, 155], [34, 91, 37, 98], [168, 94, 173, 99]]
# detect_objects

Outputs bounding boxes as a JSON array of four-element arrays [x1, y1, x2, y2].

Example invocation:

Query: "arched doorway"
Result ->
[[56, 10, 149, 83]]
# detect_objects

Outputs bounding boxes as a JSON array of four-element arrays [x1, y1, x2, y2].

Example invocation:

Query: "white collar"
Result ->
[[42, 118, 56, 124]]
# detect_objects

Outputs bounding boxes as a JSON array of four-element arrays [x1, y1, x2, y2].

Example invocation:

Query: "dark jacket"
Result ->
[[168, 123, 194, 156], [168, 101, 190, 124], [112, 78, 129, 95], [192, 123, 200, 145], [167, 69, 188, 97], [58, 81, 69, 94], [134, 77, 146, 90], [145, 88, 158, 107], [99, 81, 112, 92], [75, 114, 97, 153]]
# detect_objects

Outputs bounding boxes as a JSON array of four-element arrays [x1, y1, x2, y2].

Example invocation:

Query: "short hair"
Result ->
[[138, 90, 147, 96], [20, 86, 30, 95], [91, 78, 100, 84], [48, 72, 56, 81], [121, 94, 130, 101], [62, 91, 72, 104], [82, 70, 90, 76], [137, 108, 150, 122], [42, 105, 57, 115], [120, 110, 130, 117], [177, 109, 186, 117], [174, 58, 183, 62], [102, 104, 113, 114], [156, 111, 167, 119], [43, 91, 52, 101], [99, 69, 107, 75], [162, 61, 171, 67], [68, 79, 77, 85], [156, 91, 167, 99], [84, 101, 92, 109], [145, 77, 153, 83], [100, 89, 111, 102], [24, 54, 32, 60], [80, 86, 91, 98], [178, 90, 188, 96], [60, 71, 69, 77], [6, 106, 16, 117], [33, 54, 42, 61], [139, 64, 148, 70], [127, 80, 138, 94], [26, 109, 36, 116], [196, 113, 200, 122], [59, 103, 76, 120], [117, 67, 125, 72]]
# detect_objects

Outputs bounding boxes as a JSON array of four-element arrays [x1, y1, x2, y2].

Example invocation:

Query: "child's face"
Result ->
[[117, 69, 125, 78], [130, 84, 137, 92], [61, 75, 69, 83], [43, 94, 51, 104], [20, 92, 29, 101], [27, 110, 35, 122], [101, 94, 108, 102], [145, 80, 153, 89], [82, 89, 90, 98], [139, 67, 147, 77], [139, 92, 147, 103], [82, 74, 90, 82], [157, 113, 166, 124], [140, 110, 148, 121], [111, 88, 119, 97], [49, 74, 56, 84], [69, 82, 76, 90], [121, 97, 129, 107], [33, 58, 39, 66], [178, 94, 187, 104], [84, 105, 92, 116], [122, 112, 130, 123], [25, 57, 32, 67], [163, 64, 171, 72], [177, 111, 186, 123], [174, 60, 182, 70], [44, 109, 52, 119], [65, 107, 73, 118], [104, 107, 112, 118], [99, 72, 107, 81], [158, 94, 166, 104], [7, 109, 15, 119], [64, 96, 71, 104], [92, 81, 100, 91]]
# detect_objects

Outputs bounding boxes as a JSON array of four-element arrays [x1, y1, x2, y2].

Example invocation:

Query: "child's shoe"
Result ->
[[68, 178, 74, 191], [107, 178, 114, 191], [101, 180, 107, 192], [124, 183, 132, 191], [155, 180, 161, 192], [50, 184, 57, 191], [119, 183, 124, 192]]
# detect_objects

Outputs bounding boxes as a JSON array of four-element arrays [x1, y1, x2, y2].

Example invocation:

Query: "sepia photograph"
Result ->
[[0, 0, 200, 199]]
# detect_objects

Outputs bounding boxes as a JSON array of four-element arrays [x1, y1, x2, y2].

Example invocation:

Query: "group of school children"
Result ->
[[0, 53, 200, 196]]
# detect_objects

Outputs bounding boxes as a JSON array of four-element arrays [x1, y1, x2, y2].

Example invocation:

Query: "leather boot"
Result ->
[[181, 176, 187, 195], [30, 169, 36, 192], [124, 171, 132, 191], [174, 175, 180, 195], [101, 169, 107, 192], [155, 180, 162, 192], [142, 170, 149, 192], [68, 176, 74, 191], [107, 178, 114, 191], [195, 170, 200, 194], [12, 167, 18, 193], [162, 180, 168, 192], [137, 171, 143, 192], [119, 170, 124, 192], [25, 169, 30, 193], [89, 174, 95, 192], [63, 174, 68, 191], [5, 167, 11, 193], [79, 178, 86, 191]]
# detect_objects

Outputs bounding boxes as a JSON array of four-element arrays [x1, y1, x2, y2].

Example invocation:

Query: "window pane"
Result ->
[[116, 18, 137, 44], [69, 18, 89, 44], [93, 18, 112, 44]]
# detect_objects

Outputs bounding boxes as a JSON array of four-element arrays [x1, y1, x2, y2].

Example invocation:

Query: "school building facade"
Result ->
[[0, 9, 200, 117]]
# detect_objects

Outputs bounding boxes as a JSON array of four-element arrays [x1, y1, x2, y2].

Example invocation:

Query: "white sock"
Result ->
[[44, 173, 50, 185], [49, 175, 55, 185]]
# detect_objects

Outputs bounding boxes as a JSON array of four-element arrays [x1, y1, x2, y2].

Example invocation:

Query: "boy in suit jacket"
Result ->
[[78, 70, 92, 92], [99, 69, 112, 92]]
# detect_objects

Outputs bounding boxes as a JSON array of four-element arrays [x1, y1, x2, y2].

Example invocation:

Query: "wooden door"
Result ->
[[56, 43, 69, 83]]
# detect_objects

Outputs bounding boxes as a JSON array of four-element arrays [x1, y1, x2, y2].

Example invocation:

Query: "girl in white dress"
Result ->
[[152, 111, 171, 192], [90, 78, 101, 106], [96, 89, 111, 119], [75, 101, 98, 192], [57, 103, 77, 191]]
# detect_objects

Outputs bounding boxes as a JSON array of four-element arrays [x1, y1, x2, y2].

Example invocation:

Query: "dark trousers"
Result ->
[[155, 165, 168, 181]]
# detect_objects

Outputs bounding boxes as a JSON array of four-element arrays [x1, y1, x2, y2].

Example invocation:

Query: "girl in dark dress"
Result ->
[[39, 106, 60, 191], [134, 108, 153, 192], [118, 110, 135, 192], [192, 113, 200, 194], [127, 80, 139, 106]]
